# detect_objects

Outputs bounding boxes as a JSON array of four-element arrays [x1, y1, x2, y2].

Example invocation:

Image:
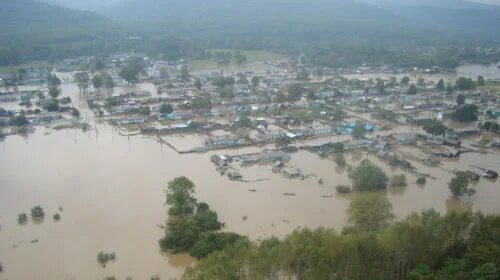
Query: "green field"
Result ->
[[189, 49, 286, 71], [478, 81, 500, 94]]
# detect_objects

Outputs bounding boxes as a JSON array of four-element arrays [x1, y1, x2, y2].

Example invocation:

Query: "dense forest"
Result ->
[[2, 0, 500, 68], [160, 177, 500, 280]]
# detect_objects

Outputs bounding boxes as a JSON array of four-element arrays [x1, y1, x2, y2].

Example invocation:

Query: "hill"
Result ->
[[0, 0, 119, 66]]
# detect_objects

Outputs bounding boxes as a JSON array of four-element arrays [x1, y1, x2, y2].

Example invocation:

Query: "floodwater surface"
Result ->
[[1, 82, 499, 279]]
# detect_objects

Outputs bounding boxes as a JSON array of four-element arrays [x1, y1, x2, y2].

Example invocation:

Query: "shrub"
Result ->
[[336, 185, 351, 194], [417, 177, 427, 184], [390, 174, 407, 187], [349, 159, 389, 191], [53, 213, 61, 221], [31, 206, 45, 219], [18, 213, 28, 225]]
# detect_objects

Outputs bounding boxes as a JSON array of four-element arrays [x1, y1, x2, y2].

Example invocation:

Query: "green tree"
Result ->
[[436, 79, 445, 91], [455, 77, 475, 91], [449, 172, 474, 198], [456, 94, 466, 105], [287, 83, 303, 101], [49, 86, 60, 99], [353, 120, 366, 139], [92, 74, 104, 89], [159, 103, 173, 114], [251, 76, 260, 88], [347, 193, 394, 232], [423, 120, 447, 138], [452, 104, 478, 122], [18, 213, 28, 225], [30, 205, 45, 219], [276, 136, 292, 150], [401, 76, 410, 85], [10, 114, 29, 126], [119, 58, 145, 84], [74, 72, 90, 90], [375, 78, 385, 94], [166, 177, 197, 217], [349, 159, 389, 191], [180, 66, 190, 82], [408, 84, 418, 95], [275, 91, 287, 103], [194, 78, 202, 91], [477, 75, 485, 87]]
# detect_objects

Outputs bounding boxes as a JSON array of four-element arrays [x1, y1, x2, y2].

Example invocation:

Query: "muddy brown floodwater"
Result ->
[[1, 82, 500, 279]]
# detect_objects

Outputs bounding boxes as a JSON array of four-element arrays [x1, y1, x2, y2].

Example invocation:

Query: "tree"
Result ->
[[102, 72, 115, 88], [353, 120, 365, 139], [159, 103, 173, 114], [232, 115, 252, 129], [92, 74, 104, 89], [119, 58, 145, 84], [10, 114, 29, 126], [194, 78, 202, 91], [18, 213, 28, 225], [287, 83, 303, 101], [73, 72, 90, 90], [401, 76, 410, 85], [375, 78, 385, 94], [477, 75, 485, 86], [446, 83, 454, 94], [44, 99, 59, 112], [71, 108, 81, 118], [407, 84, 417, 95], [423, 120, 447, 138], [456, 94, 466, 105], [47, 73, 61, 87], [349, 159, 389, 191], [180, 66, 190, 82], [455, 77, 475, 91], [276, 136, 292, 150], [436, 79, 445, 91], [48, 86, 60, 99], [191, 97, 212, 112], [390, 174, 407, 187], [452, 104, 478, 122], [449, 172, 474, 198], [166, 177, 197, 217], [30, 205, 45, 219], [251, 76, 260, 88], [190, 232, 246, 259], [275, 91, 286, 103], [347, 193, 394, 232]]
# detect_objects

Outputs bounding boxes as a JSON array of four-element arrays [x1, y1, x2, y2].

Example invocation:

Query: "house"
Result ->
[[35, 112, 62, 123], [454, 128, 481, 137], [210, 155, 228, 167], [206, 136, 245, 147]]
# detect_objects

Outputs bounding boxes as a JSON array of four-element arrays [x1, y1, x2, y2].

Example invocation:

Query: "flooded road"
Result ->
[[1, 82, 500, 279]]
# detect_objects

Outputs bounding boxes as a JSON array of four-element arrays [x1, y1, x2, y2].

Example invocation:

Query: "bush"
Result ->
[[97, 252, 116, 266], [390, 174, 407, 187], [349, 159, 389, 191], [417, 176, 427, 184], [189, 232, 247, 259], [31, 206, 45, 219], [334, 153, 346, 167], [18, 213, 28, 225], [53, 213, 61, 221], [336, 185, 352, 194]]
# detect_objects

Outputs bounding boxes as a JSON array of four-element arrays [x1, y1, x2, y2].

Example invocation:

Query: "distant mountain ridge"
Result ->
[[2, 0, 109, 31]]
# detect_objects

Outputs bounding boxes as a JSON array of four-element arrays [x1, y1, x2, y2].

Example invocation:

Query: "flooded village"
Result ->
[[1, 53, 500, 279]]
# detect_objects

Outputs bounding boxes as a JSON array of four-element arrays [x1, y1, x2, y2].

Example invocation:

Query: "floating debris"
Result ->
[[283, 193, 296, 196]]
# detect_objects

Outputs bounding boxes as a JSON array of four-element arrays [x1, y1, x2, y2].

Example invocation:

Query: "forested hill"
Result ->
[[102, 0, 429, 46], [361, 0, 500, 35], [1, 0, 108, 31], [0, 0, 122, 65]]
